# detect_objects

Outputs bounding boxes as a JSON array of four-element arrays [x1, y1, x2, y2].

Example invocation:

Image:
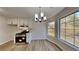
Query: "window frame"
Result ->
[[59, 10, 79, 48]]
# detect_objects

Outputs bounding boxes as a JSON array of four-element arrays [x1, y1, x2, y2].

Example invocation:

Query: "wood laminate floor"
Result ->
[[0, 40, 62, 51]]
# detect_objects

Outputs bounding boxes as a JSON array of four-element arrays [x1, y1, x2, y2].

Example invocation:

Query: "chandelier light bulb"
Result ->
[[34, 11, 47, 22], [35, 18, 38, 22], [39, 19, 41, 21], [44, 16, 47, 20], [35, 13, 38, 18], [41, 12, 44, 17]]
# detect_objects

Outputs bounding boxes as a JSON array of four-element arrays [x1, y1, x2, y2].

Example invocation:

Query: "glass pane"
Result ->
[[60, 18, 65, 40], [65, 14, 74, 44], [48, 22, 55, 37], [61, 18, 65, 24], [75, 12, 79, 47], [66, 14, 74, 23]]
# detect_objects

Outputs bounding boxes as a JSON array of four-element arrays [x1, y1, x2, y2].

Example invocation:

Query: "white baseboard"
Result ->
[[0, 39, 12, 45], [31, 38, 47, 41]]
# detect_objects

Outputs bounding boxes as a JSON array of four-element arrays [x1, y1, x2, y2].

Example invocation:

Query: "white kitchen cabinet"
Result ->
[[7, 19, 12, 24], [19, 19, 24, 26], [13, 19, 18, 25], [8, 19, 18, 26], [8, 18, 28, 27]]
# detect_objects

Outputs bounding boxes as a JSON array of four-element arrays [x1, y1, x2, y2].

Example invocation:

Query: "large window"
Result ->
[[60, 11, 79, 47]]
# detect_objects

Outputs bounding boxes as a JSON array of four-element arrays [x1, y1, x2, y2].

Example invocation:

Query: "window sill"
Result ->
[[59, 39, 79, 51]]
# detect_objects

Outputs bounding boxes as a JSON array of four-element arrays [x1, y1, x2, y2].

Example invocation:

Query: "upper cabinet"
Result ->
[[7, 18, 28, 27], [13, 18, 18, 25], [8, 18, 18, 26], [19, 19, 24, 26]]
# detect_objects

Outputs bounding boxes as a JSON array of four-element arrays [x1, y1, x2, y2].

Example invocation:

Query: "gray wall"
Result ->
[[32, 22, 48, 40], [0, 15, 16, 45]]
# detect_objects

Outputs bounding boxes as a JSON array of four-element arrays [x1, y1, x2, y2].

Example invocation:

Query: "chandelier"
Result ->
[[35, 7, 47, 22]]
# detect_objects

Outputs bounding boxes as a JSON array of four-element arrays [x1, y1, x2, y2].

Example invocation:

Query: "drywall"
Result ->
[[0, 15, 16, 45], [32, 22, 48, 40]]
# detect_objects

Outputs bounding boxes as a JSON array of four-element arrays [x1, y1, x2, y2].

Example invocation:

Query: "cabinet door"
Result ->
[[8, 19, 13, 24], [19, 19, 24, 25], [8, 19, 18, 26], [13, 19, 18, 24]]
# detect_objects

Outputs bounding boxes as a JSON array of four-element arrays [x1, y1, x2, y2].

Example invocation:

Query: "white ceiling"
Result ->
[[0, 7, 65, 19]]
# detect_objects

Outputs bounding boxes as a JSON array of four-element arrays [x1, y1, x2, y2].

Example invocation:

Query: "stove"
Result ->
[[15, 30, 29, 44]]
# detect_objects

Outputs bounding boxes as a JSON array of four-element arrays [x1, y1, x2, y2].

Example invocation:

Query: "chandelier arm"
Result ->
[[35, 7, 47, 22]]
